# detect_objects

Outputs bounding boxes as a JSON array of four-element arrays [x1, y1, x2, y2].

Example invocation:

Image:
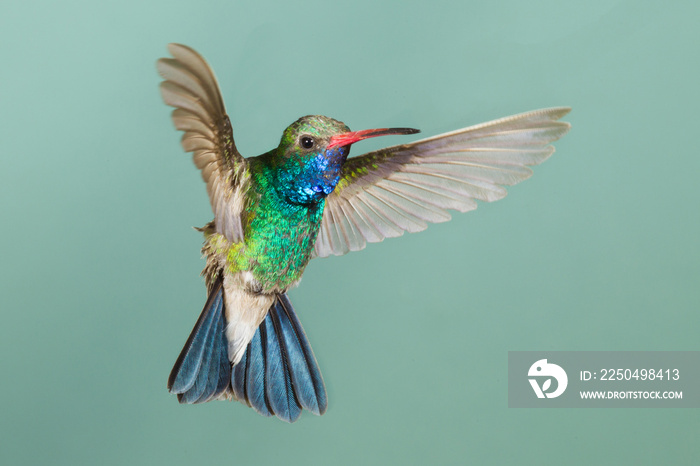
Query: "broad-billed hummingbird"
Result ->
[[157, 43, 570, 423]]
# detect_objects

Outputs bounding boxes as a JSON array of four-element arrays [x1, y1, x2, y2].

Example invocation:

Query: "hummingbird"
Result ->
[[157, 43, 570, 423]]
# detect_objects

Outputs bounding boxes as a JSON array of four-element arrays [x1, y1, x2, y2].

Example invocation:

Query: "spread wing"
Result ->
[[314, 107, 571, 258], [157, 43, 248, 242]]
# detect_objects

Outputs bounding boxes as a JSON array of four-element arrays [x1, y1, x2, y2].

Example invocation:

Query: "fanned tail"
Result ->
[[168, 287, 327, 423], [168, 277, 231, 403], [232, 293, 327, 423]]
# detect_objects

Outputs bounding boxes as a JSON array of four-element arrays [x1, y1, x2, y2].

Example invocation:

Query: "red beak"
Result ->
[[327, 127, 420, 149]]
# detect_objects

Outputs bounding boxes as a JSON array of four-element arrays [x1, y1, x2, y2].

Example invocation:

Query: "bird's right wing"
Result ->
[[157, 43, 249, 242], [314, 107, 571, 258]]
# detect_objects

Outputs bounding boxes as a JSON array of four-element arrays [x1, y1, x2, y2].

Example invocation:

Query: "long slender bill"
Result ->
[[327, 127, 420, 149]]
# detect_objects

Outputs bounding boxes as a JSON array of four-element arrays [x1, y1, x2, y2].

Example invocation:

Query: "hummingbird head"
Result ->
[[273, 115, 419, 205]]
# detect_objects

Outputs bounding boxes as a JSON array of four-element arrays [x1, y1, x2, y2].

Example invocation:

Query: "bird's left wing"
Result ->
[[314, 107, 571, 258], [157, 43, 248, 243]]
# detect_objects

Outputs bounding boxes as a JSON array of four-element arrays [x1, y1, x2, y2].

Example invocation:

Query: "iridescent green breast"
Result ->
[[228, 155, 325, 292]]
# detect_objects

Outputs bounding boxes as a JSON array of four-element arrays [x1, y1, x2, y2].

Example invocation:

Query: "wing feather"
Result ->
[[350, 196, 404, 239], [314, 107, 571, 258], [157, 43, 248, 242]]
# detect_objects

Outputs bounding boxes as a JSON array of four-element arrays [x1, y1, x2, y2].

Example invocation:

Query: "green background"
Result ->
[[2, 0, 698, 464]]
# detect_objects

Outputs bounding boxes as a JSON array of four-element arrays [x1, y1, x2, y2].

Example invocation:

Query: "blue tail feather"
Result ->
[[231, 347, 249, 406], [275, 294, 327, 415], [190, 303, 227, 404], [231, 293, 327, 422], [168, 277, 230, 403], [265, 309, 302, 422], [245, 325, 273, 416], [212, 320, 232, 399], [177, 309, 219, 403]]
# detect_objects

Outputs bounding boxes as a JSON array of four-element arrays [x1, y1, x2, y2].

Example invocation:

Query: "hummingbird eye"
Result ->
[[300, 136, 315, 149]]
